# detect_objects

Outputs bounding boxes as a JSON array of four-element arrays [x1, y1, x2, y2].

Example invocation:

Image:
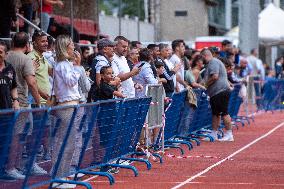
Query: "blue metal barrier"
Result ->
[[73, 98, 152, 185], [162, 90, 190, 154], [262, 79, 284, 111]]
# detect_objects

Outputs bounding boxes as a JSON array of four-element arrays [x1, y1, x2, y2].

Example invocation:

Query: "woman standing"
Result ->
[[51, 35, 81, 178]]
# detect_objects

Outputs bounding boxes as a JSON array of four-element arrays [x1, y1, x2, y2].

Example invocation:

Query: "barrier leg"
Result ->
[[49, 179, 93, 189], [78, 170, 115, 185], [117, 157, 152, 170], [175, 136, 201, 146], [105, 163, 138, 177], [131, 151, 163, 164], [164, 144, 184, 155], [165, 140, 193, 150]]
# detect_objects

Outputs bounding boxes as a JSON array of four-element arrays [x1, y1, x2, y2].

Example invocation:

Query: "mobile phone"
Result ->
[[138, 62, 145, 68]]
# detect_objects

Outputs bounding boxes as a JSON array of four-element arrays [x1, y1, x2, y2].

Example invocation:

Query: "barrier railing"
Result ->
[[0, 97, 151, 189], [1, 80, 282, 188], [261, 79, 284, 111]]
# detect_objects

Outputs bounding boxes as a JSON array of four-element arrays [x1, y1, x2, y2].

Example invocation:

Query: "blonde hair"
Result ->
[[55, 35, 74, 62]]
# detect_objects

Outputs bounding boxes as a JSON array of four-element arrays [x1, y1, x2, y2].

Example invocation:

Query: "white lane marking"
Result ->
[[172, 120, 284, 189]]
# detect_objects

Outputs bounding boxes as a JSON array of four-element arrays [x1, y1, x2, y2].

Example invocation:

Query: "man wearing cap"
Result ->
[[89, 38, 120, 101], [90, 38, 115, 86]]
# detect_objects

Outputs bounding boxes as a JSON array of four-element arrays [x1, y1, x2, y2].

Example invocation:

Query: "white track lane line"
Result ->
[[172, 120, 284, 189]]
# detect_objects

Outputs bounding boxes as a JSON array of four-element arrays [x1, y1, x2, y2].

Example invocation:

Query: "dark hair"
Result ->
[[131, 41, 141, 48], [47, 36, 55, 48], [0, 40, 8, 52], [114, 35, 129, 43], [218, 57, 232, 68], [208, 46, 220, 54], [172, 39, 185, 51], [100, 66, 112, 75], [12, 32, 29, 48], [191, 55, 204, 68], [32, 30, 47, 42], [250, 48, 257, 54], [81, 46, 90, 53], [147, 44, 158, 50], [184, 48, 193, 60], [221, 40, 232, 46], [139, 48, 151, 62], [154, 60, 164, 69]]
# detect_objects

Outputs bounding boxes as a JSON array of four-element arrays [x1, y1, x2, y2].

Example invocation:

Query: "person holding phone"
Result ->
[[133, 48, 158, 97], [111, 36, 141, 98]]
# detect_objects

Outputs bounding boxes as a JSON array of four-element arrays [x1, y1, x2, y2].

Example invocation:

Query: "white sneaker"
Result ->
[[52, 183, 77, 189], [6, 169, 25, 180], [218, 133, 234, 142], [31, 163, 47, 175], [52, 178, 77, 189]]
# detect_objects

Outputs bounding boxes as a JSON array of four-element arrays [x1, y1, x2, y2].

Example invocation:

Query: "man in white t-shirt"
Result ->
[[169, 39, 188, 92], [112, 36, 140, 98]]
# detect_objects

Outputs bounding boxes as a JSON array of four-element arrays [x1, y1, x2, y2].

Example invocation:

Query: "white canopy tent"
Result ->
[[226, 3, 284, 44]]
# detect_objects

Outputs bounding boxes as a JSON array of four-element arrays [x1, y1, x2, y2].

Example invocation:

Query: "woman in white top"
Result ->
[[51, 35, 82, 178]]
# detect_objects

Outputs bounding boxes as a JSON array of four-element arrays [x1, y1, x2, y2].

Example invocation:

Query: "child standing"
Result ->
[[94, 66, 125, 101]]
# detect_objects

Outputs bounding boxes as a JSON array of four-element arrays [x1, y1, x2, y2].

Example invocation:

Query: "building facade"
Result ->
[[152, 0, 216, 41]]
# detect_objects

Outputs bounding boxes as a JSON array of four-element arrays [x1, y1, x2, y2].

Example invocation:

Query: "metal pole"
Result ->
[[118, 0, 122, 36], [40, 0, 43, 30], [137, 0, 141, 41], [70, 0, 74, 40], [96, 0, 100, 40]]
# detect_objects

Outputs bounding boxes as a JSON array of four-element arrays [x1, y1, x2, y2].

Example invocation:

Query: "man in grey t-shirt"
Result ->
[[201, 49, 234, 142]]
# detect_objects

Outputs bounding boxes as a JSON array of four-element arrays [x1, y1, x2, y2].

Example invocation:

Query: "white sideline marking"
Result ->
[[172, 120, 284, 189]]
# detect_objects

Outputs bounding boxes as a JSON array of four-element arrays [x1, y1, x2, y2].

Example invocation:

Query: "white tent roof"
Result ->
[[226, 3, 284, 43]]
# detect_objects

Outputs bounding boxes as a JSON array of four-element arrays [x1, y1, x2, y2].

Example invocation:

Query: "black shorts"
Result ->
[[209, 90, 231, 116]]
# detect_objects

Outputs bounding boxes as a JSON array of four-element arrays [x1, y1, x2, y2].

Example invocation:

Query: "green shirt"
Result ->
[[28, 50, 51, 104], [184, 69, 196, 84]]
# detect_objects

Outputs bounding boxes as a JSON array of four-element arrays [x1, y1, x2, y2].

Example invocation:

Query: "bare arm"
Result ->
[[176, 74, 188, 88], [25, 75, 41, 105], [11, 88, 20, 110], [206, 74, 218, 88], [113, 91, 125, 98], [117, 67, 140, 81], [96, 73, 101, 86]]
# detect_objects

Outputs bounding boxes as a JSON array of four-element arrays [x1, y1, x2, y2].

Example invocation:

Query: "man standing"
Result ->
[[28, 31, 51, 106], [0, 41, 20, 180], [0, 41, 19, 110], [158, 43, 180, 97], [169, 39, 188, 92], [201, 49, 234, 142], [112, 36, 140, 98], [89, 38, 121, 101], [5, 32, 45, 179], [6, 32, 41, 108], [127, 47, 139, 71]]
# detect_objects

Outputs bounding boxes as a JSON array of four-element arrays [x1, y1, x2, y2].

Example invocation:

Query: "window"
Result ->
[[175, 11, 188, 17]]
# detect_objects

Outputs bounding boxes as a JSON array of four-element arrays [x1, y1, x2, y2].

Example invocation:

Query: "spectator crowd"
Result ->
[[0, 26, 284, 183]]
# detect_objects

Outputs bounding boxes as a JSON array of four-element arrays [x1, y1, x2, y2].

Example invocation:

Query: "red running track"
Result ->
[[77, 111, 284, 189]]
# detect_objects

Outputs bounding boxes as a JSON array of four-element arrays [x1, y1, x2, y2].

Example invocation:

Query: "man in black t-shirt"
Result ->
[[0, 41, 19, 110], [0, 41, 20, 181]]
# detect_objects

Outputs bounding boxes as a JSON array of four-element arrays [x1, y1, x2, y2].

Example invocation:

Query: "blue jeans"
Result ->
[[177, 101, 195, 137], [40, 13, 50, 32]]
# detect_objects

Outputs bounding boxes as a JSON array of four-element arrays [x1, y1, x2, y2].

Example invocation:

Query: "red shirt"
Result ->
[[42, 3, 53, 14]]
